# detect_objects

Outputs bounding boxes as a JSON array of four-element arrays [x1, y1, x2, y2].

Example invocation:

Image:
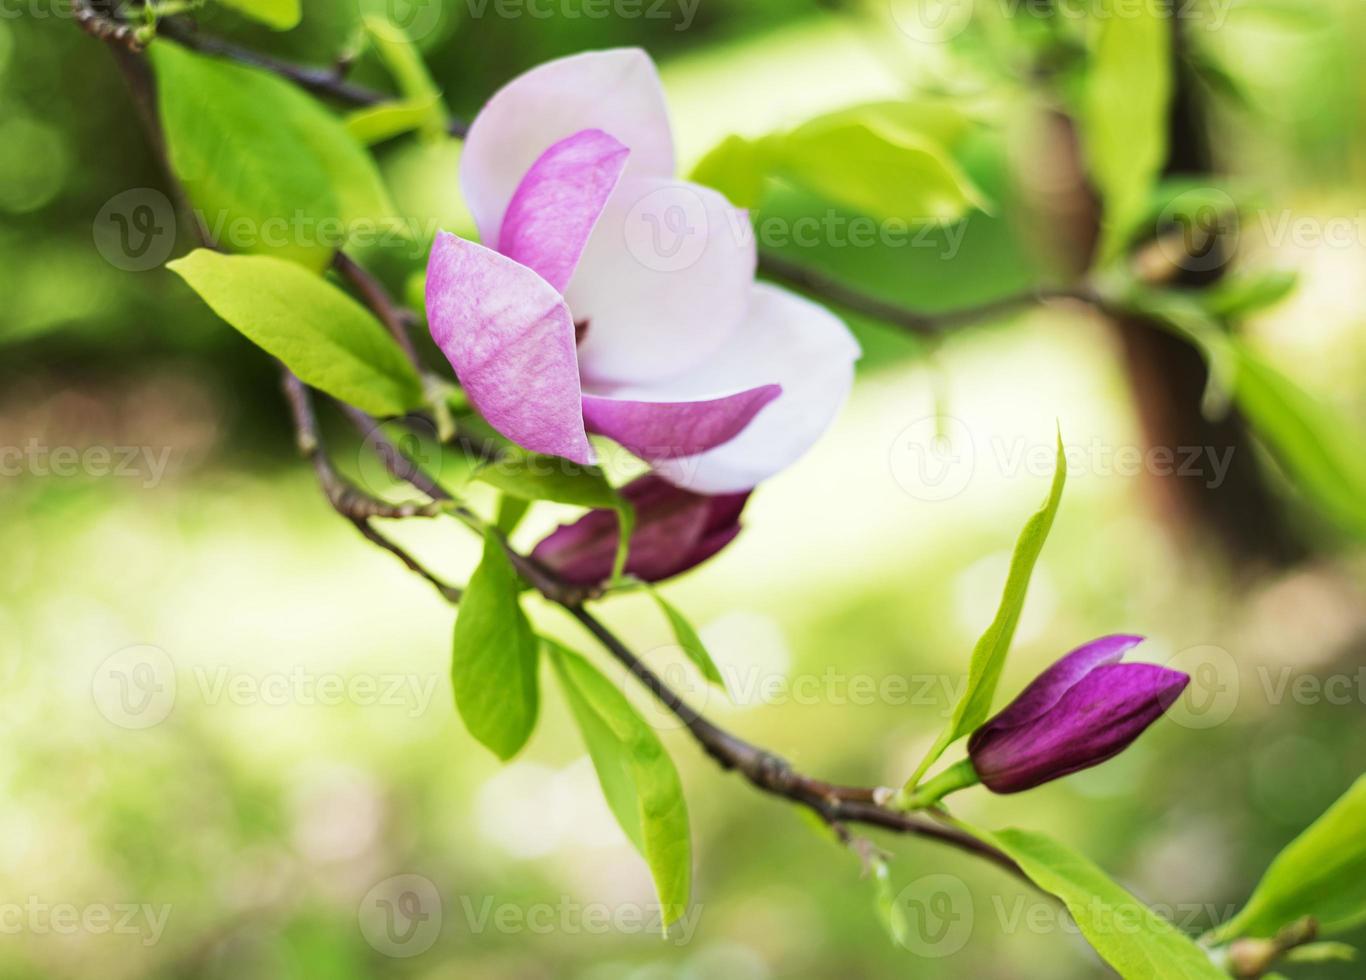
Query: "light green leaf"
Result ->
[[494, 494, 532, 536], [216, 0, 301, 30], [907, 431, 1066, 788], [151, 43, 396, 270], [985, 827, 1226, 979], [1212, 775, 1366, 940], [362, 14, 449, 141], [1081, 0, 1173, 263], [1226, 342, 1366, 537], [1200, 270, 1298, 319], [451, 530, 540, 760], [647, 587, 726, 692], [779, 104, 988, 223], [689, 102, 986, 221], [167, 249, 422, 416], [871, 860, 912, 950], [548, 642, 691, 929], [688, 134, 773, 209], [345, 95, 443, 146], [1283, 942, 1357, 965]]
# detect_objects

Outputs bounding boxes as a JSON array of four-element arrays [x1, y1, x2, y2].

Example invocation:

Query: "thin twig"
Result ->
[[333, 252, 421, 368], [158, 19, 470, 138], [758, 251, 1096, 337]]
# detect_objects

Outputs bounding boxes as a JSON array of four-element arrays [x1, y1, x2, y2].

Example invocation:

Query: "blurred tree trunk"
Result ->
[[1017, 10, 1305, 568]]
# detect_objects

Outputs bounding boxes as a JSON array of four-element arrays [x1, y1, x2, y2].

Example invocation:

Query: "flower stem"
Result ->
[[893, 759, 980, 811]]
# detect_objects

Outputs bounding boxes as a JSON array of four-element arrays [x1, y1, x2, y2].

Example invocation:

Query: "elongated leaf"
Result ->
[[984, 827, 1226, 979], [168, 249, 422, 416], [363, 15, 448, 141], [908, 431, 1066, 787], [217, 0, 301, 30], [647, 587, 726, 691], [1227, 342, 1366, 538], [1212, 775, 1366, 941], [151, 44, 396, 271], [689, 101, 986, 222], [494, 494, 532, 536], [451, 531, 540, 760], [1082, 0, 1173, 263], [548, 642, 690, 929], [345, 96, 443, 146]]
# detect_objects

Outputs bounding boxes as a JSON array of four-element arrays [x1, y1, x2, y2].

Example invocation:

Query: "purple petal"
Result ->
[[461, 49, 675, 247], [580, 385, 781, 461], [970, 634, 1145, 749], [498, 128, 629, 293], [425, 232, 593, 465], [970, 662, 1190, 794], [530, 474, 747, 586], [646, 283, 861, 493]]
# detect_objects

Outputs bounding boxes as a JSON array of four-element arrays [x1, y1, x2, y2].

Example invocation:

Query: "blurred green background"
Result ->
[[2, 0, 1365, 977]]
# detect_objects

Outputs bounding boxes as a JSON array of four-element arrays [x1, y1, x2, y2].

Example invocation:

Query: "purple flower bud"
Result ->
[[531, 474, 749, 587], [967, 635, 1189, 794]]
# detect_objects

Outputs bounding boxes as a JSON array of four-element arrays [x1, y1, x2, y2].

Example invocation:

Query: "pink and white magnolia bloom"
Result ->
[[426, 48, 860, 493]]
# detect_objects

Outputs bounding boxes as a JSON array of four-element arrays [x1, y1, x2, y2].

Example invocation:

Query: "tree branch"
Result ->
[[93, 13, 1032, 889], [157, 19, 470, 138]]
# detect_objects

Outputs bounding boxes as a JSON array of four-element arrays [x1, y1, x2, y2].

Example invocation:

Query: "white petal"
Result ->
[[460, 49, 674, 246], [568, 177, 755, 385], [641, 284, 860, 493]]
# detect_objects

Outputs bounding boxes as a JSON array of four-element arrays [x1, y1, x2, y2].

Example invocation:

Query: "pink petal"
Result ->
[[461, 49, 675, 247], [581, 384, 781, 461], [646, 283, 861, 493], [498, 128, 629, 293], [567, 177, 755, 385], [425, 231, 592, 465]]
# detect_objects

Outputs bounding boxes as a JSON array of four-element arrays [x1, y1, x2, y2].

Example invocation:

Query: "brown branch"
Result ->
[[333, 252, 421, 368], [157, 20, 470, 138], [757, 251, 1096, 337], [74, 0, 143, 50]]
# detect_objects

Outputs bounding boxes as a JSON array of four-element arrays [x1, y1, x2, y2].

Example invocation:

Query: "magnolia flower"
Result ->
[[531, 473, 748, 586], [966, 634, 1189, 794], [426, 48, 860, 493]]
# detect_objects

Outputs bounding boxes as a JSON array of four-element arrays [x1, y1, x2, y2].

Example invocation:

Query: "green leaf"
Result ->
[[216, 0, 301, 30], [494, 494, 532, 536], [779, 104, 988, 223], [1282, 942, 1357, 965], [451, 530, 541, 760], [474, 451, 634, 583], [548, 642, 691, 929], [1200, 270, 1298, 319], [167, 249, 422, 416], [688, 134, 773, 209], [1226, 342, 1366, 537], [983, 827, 1226, 979], [907, 431, 1067, 788], [1212, 775, 1366, 941], [151, 43, 396, 271], [1081, 0, 1173, 263], [362, 15, 449, 141], [647, 587, 726, 692], [345, 96, 443, 146], [689, 102, 986, 221]]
